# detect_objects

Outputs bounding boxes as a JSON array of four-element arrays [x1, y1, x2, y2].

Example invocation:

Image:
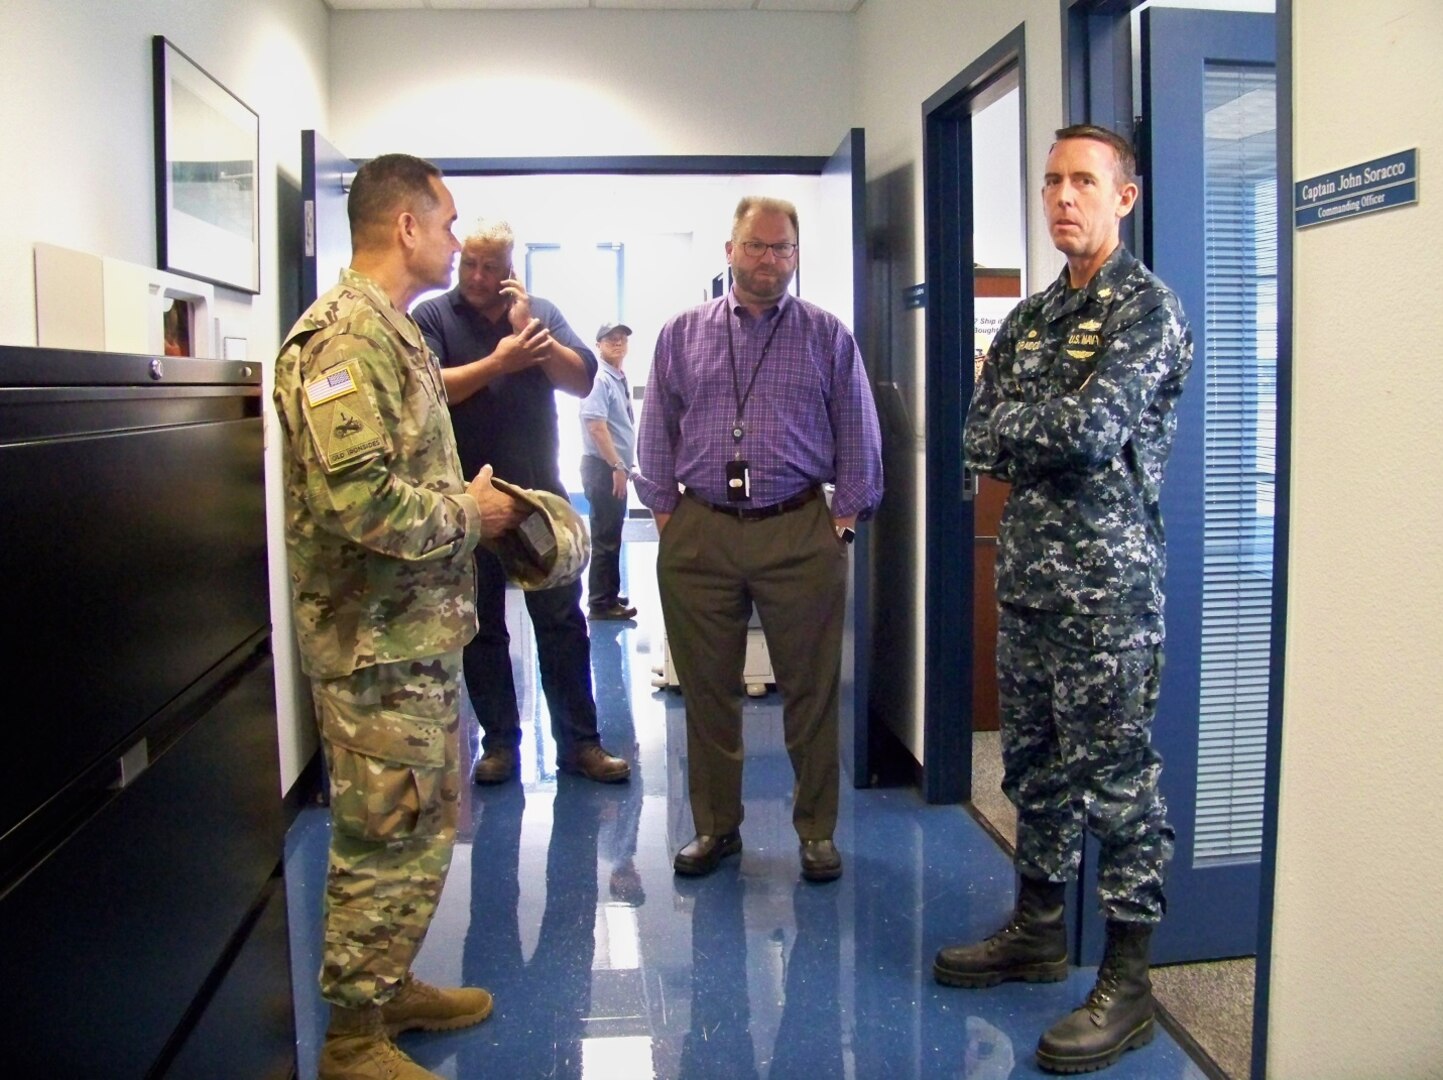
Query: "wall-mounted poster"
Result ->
[[974, 297, 1017, 382], [152, 37, 260, 294]]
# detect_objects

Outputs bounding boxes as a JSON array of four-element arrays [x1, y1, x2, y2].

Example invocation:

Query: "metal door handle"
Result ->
[[962, 469, 979, 501]]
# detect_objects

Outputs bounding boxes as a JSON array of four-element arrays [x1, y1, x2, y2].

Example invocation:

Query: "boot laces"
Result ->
[[374, 1036, 413, 1077], [396, 975, 441, 1004], [1084, 955, 1126, 1015], [995, 913, 1030, 940]]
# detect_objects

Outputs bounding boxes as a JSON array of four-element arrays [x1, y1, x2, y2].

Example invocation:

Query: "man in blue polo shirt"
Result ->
[[579, 321, 639, 621], [414, 219, 630, 786]]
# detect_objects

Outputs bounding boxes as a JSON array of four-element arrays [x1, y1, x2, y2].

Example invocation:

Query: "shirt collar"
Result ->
[[1048, 244, 1134, 319], [727, 287, 792, 321], [1055, 244, 1132, 300], [340, 268, 426, 351], [448, 285, 509, 330]]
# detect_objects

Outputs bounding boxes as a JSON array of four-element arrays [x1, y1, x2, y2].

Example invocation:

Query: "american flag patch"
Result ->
[[305, 364, 357, 406]]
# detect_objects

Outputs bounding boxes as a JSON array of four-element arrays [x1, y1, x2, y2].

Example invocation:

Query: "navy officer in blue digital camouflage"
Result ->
[[935, 124, 1193, 1075]]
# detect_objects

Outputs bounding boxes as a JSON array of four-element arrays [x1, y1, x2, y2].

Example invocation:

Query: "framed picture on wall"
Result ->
[[152, 36, 260, 295]]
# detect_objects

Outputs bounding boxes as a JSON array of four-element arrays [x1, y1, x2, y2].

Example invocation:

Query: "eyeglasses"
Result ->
[[737, 240, 798, 259]]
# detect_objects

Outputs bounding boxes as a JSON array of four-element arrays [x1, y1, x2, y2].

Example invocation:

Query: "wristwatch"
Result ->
[[611, 461, 628, 473], [835, 525, 856, 545]]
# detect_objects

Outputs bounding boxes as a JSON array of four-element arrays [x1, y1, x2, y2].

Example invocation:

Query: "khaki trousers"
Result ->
[[657, 494, 848, 840], [311, 651, 463, 1007]]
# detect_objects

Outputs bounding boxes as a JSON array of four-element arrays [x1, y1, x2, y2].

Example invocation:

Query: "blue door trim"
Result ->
[[299, 130, 357, 317], [921, 25, 1026, 805], [427, 155, 832, 176], [1061, 0, 1138, 255], [1253, 3, 1294, 1075], [1062, 0, 1290, 995], [1060, 5, 1279, 972], [820, 130, 875, 790]]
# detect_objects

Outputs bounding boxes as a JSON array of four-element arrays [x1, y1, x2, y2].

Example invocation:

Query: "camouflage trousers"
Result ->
[[997, 604, 1175, 923], [311, 651, 464, 1007]]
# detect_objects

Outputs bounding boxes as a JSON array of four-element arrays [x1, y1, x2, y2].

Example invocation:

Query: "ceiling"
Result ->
[[324, 1, 863, 11]]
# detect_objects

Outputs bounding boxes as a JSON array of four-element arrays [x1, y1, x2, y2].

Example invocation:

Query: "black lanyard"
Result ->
[[725, 303, 786, 444]]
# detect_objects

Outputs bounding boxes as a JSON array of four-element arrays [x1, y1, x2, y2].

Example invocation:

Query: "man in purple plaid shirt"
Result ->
[[636, 195, 883, 883]]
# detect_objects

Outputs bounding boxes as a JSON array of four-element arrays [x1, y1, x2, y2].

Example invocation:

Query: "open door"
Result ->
[[816, 129, 873, 789], [921, 30, 1027, 806], [1078, 7, 1277, 966], [300, 130, 355, 315]]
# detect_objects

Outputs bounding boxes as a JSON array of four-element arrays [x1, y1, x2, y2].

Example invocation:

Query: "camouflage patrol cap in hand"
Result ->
[[481, 478, 591, 591]]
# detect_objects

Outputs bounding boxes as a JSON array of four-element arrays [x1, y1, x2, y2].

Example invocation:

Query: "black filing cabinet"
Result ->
[[0, 347, 294, 1077]]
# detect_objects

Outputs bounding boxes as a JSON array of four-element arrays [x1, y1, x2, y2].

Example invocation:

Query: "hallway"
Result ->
[[285, 534, 1207, 1079]]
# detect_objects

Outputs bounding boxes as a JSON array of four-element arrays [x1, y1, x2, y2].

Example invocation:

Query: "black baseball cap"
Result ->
[[596, 322, 633, 341]]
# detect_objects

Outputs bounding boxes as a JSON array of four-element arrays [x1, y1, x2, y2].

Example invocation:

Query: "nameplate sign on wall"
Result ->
[[1295, 149, 1417, 230], [904, 284, 926, 309]]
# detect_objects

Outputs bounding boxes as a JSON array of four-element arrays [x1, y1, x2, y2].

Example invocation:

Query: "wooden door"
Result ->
[[971, 268, 1020, 732]]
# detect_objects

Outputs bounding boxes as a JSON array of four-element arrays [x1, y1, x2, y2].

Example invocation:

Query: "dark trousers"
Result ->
[[997, 604, 1175, 923], [580, 454, 626, 610], [657, 494, 847, 841], [464, 545, 599, 757]]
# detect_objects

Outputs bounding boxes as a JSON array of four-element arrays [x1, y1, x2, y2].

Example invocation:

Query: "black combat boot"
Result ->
[[1035, 919, 1156, 1074], [933, 874, 1069, 988]]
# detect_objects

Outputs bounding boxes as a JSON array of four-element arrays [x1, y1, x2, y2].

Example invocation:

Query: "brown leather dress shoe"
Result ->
[[589, 603, 638, 621], [673, 831, 743, 876], [559, 743, 631, 783], [800, 838, 843, 882], [473, 746, 518, 785]]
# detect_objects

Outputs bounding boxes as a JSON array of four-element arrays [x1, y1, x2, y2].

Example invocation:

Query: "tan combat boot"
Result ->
[[317, 1003, 442, 1080], [380, 973, 494, 1035]]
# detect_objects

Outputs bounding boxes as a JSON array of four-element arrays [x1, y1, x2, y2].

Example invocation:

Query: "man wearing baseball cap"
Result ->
[[579, 322, 639, 620]]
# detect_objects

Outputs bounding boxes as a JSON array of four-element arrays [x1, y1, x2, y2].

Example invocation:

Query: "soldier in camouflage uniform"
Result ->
[[273, 154, 528, 1080], [934, 126, 1193, 1075]]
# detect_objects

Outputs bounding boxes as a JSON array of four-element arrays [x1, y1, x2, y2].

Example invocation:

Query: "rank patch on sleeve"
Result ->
[[301, 361, 390, 472]]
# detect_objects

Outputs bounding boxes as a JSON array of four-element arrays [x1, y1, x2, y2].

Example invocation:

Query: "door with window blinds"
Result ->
[[1078, 7, 1277, 966]]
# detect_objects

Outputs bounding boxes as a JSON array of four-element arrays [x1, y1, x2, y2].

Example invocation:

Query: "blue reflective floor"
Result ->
[[286, 534, 1207, 1079]]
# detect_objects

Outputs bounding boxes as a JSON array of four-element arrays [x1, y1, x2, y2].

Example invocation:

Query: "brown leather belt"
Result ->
[[683, 486, 819, 521]]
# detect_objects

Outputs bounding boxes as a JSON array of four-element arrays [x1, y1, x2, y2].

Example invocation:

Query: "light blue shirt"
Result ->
[[580, 361, 636, 469]]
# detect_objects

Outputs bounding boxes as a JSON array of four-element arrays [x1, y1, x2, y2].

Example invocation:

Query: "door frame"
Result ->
[[299, 145, 878, 788], [437, 151, 876, 789], [921, 26, 1028, 804], [1063, 2, 1294, 1074], [430, 155, 831, 177]]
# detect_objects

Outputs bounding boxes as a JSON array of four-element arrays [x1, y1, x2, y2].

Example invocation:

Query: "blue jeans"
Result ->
[[464, 545, 599, 757], [581, 454, 627, 610]]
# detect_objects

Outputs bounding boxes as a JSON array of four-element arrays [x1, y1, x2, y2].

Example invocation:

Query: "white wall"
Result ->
[[328, 9, 857, 159], [1269, 1, 1443, 1075], [1, 0, 331, 794], [971, 86, 1027, 273], [1, 0, 329, 356]]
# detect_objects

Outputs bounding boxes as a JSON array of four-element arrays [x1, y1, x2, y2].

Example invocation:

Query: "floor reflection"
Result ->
[[286, 537, 1207, 1080]]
